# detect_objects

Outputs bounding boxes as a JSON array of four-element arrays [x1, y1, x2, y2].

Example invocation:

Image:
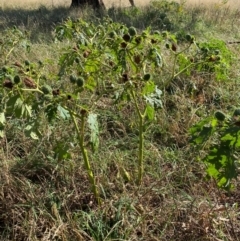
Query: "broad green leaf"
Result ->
[[6, 95, 20, 115], [58, 105, 70, 120], [144, 86, 162, 109], [54, 142, 71, 161], [14, 98, 23, 118], [142, 81, 155, 95], [87, 113, 99, 152], [24, 124, 40, 140], [145, 104, 155, 120], [45, 104, 58, 122]]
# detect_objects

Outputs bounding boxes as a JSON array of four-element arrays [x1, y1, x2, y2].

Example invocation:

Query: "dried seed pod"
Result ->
[[23, 77, 37, 88], [122, 73, 129, 82], [52, 89, 60, 96], [80, 109, 87, 116], [123, 33, 131, 42], [135, 36, 142, 44], [120, 42, 128, 48], [151, 39, 157, 44], [14, 62, 23, 68], [134, 55, 141, 64], [171, 43, 177, 52], [83, 50, 91, 58], [3, 79, 14, 89]]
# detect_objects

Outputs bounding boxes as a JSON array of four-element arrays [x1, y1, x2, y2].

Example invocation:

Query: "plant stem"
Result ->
[[130, 89, 144, 185], [137, 114, 144, 185], [70, 110, 101, 205]]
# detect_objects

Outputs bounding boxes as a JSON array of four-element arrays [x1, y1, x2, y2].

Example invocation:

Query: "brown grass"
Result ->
[[2, 0, 240, 9]]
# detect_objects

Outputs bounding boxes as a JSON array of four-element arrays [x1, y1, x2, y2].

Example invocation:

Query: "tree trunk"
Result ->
[[71, 0, 105, 9], [129, 0, 135, 7]]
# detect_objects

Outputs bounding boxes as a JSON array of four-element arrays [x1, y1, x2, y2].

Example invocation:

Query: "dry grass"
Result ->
[[2, 0, 240, 9], [1, 1, 240, 240]]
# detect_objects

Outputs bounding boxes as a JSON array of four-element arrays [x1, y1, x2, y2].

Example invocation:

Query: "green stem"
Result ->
[[137, 114, 144, 185], [164, 60, 205, 89], [69, 110, 101, 205], [5, 41, 18, 63], [130, 89, 144, 185]]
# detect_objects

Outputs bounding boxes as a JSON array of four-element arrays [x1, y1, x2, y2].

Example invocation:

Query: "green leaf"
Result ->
[[54, 142, 71, 161], [87, 113, 99, 152], [6, 95, 20, 115], [24, 124, 40, 140], [0, 112, 5, 125], [145, 104, 155, 120], [144, 86, 162, 109], [45, 104, 58, 122], [203, 144, 237, 190], [58, 105, 70, 120], [142, 81, 155, 95]]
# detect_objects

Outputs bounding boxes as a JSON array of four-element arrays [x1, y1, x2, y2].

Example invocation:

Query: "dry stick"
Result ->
[[227, 41, 240, 44]]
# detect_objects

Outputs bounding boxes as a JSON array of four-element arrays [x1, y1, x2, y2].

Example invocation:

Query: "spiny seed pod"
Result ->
[[135, 36, 142, 44], [122, 73, 129, 82], [76, 77, 84, 87], [109, 31, 116, 38], [208, 55, 215, 62], [73, 46, 78, 51], [171, 43, 177, 52], [14, 75, 21, 84], [14, 62, 23, 68], [44, 94, 53, 101], [75, 57, 80, 64], [153, 30, 161, 35], [151, 39, 157, 44], [233, 109, 240, 116], [162, 31, 168, 38], [23, 77, 36, 88], [109, 60, 114, 67], [159, 13, 167, 20], [143, 73, 151, 81], [3, 79, 14, 89], [70, 75, 77, 84], [215, 111, 226, 121], [165, 43, 170, 49], [123, 34, 131, 42], [41, 84, 52, 95], [24, 60, 30, 66], [121, 42, 128, 48], [52, 89, 60, 96], [83, 51, 90, 58], [189, 57, 194, 63], [2, 66, 8, 73], [128, 26, 137, 37], [134, 55, 141, 64], [186, 34, 192, 42], [80, 109, 87, 116]]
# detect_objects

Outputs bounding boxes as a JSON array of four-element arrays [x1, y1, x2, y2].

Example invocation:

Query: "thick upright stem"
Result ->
[[137, 115, 144, 185], [130, 89, 144, 185], [70, 110, 100, 204]]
